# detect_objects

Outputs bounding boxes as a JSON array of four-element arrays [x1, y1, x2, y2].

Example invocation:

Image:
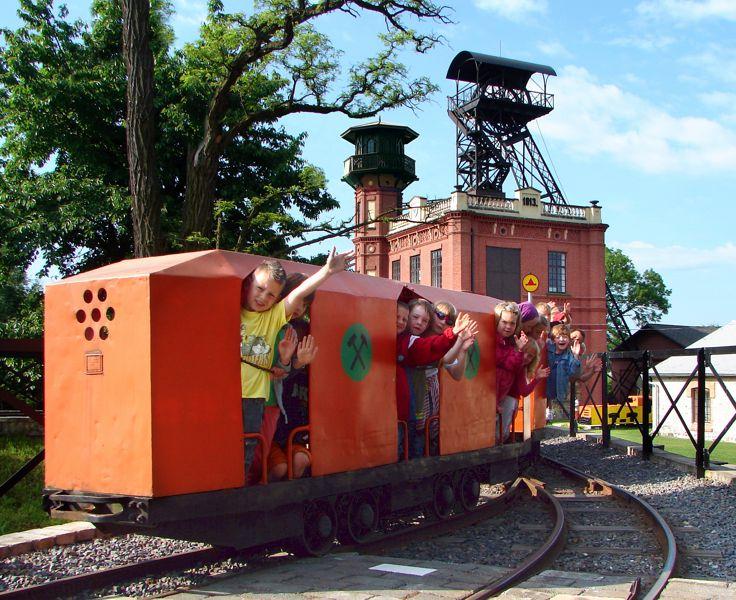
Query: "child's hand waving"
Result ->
[[324, 246, 355, 275], [278, 325, 298, 366], [295, 334, 319, 369]]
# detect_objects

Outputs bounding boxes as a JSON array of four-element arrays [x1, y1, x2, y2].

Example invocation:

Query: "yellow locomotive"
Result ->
[[578, 395, 649, 427]]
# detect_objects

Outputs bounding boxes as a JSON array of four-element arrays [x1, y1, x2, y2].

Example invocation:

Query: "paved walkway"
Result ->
[[157, 553, 641, 600]]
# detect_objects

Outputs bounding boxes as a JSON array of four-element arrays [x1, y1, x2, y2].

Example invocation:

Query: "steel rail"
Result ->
[[462, 476, 567, 599], [0, 546, 239, 600], [542, 456, 678, 600]]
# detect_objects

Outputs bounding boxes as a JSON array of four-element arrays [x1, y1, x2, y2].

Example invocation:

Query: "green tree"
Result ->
[[605, 246, 672, 349], [0, 0, 449, 279]]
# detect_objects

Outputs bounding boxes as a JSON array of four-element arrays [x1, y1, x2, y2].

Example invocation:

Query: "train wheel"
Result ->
[[289, 499, 336, 557], [337, 491, 379, 545], [458, 470, 481, 512], [427, 474, 455, 520]]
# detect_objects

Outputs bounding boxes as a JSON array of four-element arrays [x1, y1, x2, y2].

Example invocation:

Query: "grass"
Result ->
[[607, 427, 736, 464], [0, 434, 61, 535]]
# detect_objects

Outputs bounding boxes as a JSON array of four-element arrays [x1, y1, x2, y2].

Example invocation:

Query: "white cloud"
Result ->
[[609, 34, 675, 51], [637, 0, 736, 21], [683, 45, 736, 86], [172, 0, 207, 28], [538, 65, 736, 174], [537, 41, 572, 58], [609, 240, 736, 271], [474, 0, 547, 21]]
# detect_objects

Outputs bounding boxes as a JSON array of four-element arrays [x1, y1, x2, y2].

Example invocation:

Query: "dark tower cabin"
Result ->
[[342, 122, 419, 278]]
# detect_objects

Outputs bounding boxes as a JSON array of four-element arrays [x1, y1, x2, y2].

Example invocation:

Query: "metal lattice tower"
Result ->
[[446, 51, 566, 204]]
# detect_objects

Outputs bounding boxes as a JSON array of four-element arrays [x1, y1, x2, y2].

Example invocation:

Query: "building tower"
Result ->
[[446, 51, 565, 204], [342, 123, 419, 276]]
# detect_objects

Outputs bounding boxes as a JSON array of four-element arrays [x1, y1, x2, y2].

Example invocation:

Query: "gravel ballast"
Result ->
[[1, 432, 734, 597]]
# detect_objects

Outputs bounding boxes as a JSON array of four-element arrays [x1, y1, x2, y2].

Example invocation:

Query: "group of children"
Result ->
[[494, 299, 602, 432], [239, 248, 353, 484], [395, 298, 478, 458], [240, 248, 601, 483]]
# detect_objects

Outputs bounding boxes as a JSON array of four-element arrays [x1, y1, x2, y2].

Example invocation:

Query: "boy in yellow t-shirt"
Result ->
[[241, 248, 353, 483]]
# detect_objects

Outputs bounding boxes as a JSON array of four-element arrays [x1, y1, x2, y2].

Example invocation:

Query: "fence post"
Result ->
[[696, 348, 707, 478], [569, 381, 577, 437], [642, 350, 652, 460], [602, 352, 610, 448]]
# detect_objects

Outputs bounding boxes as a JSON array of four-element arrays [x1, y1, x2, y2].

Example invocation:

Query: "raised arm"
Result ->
[[284, 247, 355, 317]]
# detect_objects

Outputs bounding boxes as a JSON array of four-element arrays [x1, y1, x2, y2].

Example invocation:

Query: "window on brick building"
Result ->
[[366, 199, 376, 229], [691, 387, 712, 424], [548, 251, 567, 294], [391, 259, 401, 281], [431, 249, 442, 288], [410, 254, 420, 284], [486, 246, 520, 301]]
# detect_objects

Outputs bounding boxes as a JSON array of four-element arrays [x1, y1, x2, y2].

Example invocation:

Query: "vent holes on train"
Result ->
[[99, 326, 109, 340], [106, 307, 115, 321], [91, 308, 101, 322], [84, 327, 94, 341], [97, 288, 107, 302], [83, 290, 93, 303], [76, 310, 86, 323]]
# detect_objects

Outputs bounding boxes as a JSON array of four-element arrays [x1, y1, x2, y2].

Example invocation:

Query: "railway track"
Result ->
[[0, 460, 678, 599]]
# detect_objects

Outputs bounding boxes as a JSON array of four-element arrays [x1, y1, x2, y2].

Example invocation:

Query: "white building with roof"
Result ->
[[650, 321, 736, 442]]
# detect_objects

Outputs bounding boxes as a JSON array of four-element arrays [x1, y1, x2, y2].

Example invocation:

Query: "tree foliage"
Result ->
[[0, 0, 450, 279], [605, 246, 672, 349]]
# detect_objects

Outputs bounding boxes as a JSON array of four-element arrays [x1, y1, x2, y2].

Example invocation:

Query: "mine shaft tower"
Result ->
[[447, 51, 566, 204]]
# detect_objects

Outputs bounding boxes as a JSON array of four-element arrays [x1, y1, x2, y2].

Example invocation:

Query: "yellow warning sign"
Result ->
[[522, 273, 539, 292]]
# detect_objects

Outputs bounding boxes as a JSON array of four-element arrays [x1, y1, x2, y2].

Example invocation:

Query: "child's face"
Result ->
[[522, 345, 537, 367], [570, 330, 584, 345], [554, 332, 570, 353], [396, 305, 409, 333], [290, 298, 309, 320], [521, 316, 540, 335], [430, 306, 450, 335], [497, 310, 518, 339], [408, 305, 430, 335], [246, 268, 284, 312]]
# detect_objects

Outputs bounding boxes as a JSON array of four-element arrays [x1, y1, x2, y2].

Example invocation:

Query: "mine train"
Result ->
[[42, 250, 548, 555]]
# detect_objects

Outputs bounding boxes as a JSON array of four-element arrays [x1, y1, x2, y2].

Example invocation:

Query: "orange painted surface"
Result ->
[[45, 251, 266, 497], [45, 277, 154, 495], [308, 274, 398, 476]]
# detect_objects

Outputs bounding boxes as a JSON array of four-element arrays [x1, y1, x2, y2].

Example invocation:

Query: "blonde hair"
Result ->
[[494, 301, 521, 336], [524, 339, 540, 378], [434, 300, 457, 324], [550, 323, 571, 340]]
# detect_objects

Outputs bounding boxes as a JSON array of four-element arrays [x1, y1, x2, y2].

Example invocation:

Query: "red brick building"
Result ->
[[342, 122, 608, 354], [342, 53, 608, 353]]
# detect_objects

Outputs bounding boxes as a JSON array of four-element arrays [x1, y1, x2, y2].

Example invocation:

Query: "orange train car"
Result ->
[[43, 250, 545, 554]]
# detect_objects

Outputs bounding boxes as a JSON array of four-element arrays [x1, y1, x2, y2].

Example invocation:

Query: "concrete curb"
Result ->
[[0, 522, 106, 559]]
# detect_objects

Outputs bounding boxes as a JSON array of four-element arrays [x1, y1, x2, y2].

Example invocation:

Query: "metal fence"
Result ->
[[0, 338, 44, 497], [561, 346, 736, 478]]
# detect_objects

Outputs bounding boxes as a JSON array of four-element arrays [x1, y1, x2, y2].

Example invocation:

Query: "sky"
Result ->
[[4, 0, 736, 328]]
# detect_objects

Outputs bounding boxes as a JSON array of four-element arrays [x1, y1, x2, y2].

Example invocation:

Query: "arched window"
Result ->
[[365, 137, 377, 153]]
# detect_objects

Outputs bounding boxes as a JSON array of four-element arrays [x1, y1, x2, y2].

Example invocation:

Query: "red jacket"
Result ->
[[396, 328, 456, 421], [509, 369, 540, 398], [496, 335, 524, 400]]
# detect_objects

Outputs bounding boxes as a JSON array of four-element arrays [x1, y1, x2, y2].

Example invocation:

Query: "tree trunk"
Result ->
[[121, 0, 161, 257], [182, 144, 219, 249]]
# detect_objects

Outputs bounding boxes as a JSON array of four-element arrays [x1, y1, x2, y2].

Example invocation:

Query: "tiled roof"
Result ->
[[651, 320, 736, 377]]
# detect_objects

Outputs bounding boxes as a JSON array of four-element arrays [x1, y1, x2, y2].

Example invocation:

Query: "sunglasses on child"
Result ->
[[435, 308, 454, 324]]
